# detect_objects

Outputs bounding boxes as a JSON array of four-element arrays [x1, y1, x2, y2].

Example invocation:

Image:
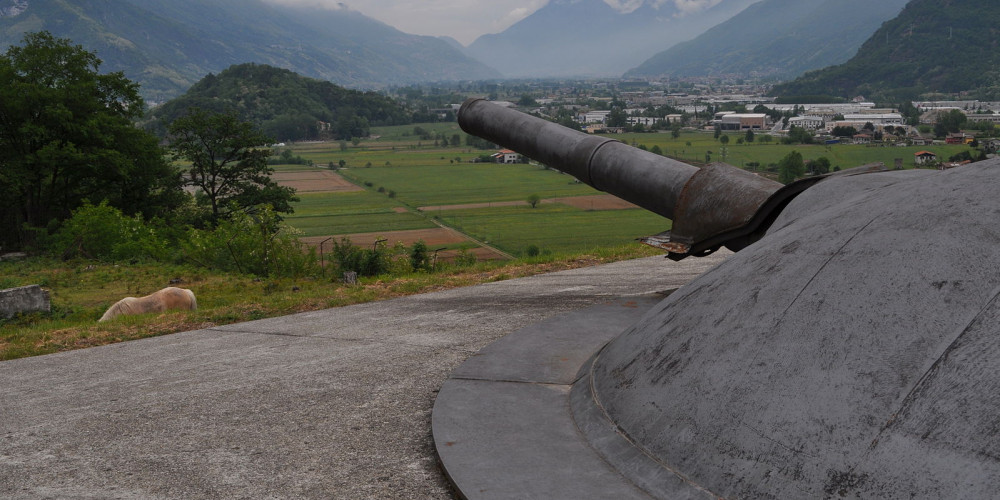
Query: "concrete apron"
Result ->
[[0, 253, 727, 499], [432, 295, 671, 500]]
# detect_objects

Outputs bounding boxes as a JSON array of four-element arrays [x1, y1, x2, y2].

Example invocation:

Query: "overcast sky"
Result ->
[[264, 0, 728, 46]]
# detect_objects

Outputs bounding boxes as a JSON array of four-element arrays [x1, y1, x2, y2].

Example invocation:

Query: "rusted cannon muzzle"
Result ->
[[458, 98, 811, 260]]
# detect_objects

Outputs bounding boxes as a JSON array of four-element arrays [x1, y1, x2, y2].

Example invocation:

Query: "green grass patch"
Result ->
[[437, 204, 670, 256], [340, 163, 597, 207], [286, 212, 435, 237], [290, 191, 406, 217], [285, 191, 434, 236], [618, 131, 974, 171]]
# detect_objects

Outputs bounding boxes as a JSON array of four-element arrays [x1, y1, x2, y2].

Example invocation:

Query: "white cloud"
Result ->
[[603, 0, 644, 13], [262, 0, 547, 45], [671, 0, 724, 15]]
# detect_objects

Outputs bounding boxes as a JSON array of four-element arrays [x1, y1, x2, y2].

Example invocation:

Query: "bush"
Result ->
[[409, 240, 430, 271], [49, 201, 169, 262], [329, 237, 391, 277], [181, 204, 318, 277], [453, 248, 477, 267], [525, 245, 541, 257]]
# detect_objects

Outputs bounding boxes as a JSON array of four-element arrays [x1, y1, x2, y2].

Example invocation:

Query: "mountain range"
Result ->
[[466, 0, 759, 78], [0, 0, 500, 102], [771, 0, 1000, 101], [625, 0, 909, 80]]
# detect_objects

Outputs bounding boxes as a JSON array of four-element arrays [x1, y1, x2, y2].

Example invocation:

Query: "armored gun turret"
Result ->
[[435, 99, 1000, 498], [458, 97, 880, 260]]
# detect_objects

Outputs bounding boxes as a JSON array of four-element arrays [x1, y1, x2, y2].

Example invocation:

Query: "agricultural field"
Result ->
[[272, 124, 979, 259], [618, 131, 974, 171], [436, 203, 670, 256]]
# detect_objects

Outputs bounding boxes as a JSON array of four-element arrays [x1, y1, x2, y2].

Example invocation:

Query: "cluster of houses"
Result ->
[[471, 95, 1000, 169]]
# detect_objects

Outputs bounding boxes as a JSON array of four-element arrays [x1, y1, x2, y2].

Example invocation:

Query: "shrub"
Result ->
[[329, 237, 391, 277], [181, 204, 318, 277], [453, 248, 478, 267], [409, 240, 430, 271], [49, 201, 169, 262]]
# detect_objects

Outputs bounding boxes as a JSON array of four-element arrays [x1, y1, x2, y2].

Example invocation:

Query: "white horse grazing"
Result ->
[[99, 287, 197, 322]]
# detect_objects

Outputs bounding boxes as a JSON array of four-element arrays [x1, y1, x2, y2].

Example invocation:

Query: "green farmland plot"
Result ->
[[339, 163, 597, 207], [437, 204, 670, 256], [618, 132, 973, 170], [285, 191, 434, 237]]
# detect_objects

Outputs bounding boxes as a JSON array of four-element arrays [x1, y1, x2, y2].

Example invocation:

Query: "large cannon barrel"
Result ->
[[458, 98, 803, 259], [458, 97, 699, 220]]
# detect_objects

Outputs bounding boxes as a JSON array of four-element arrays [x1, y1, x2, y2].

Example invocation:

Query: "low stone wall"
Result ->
[[0, 285, 51, 319]]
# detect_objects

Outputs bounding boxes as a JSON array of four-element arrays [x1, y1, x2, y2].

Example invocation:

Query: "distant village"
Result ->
[[446, 80, 1000, 170]]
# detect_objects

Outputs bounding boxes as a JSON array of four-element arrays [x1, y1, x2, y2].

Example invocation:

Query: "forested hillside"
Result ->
[[145, 64, 413, 142], [625, 0, 907, 80], [0, 0, 499, 101], [771, 0, 1000, 100]]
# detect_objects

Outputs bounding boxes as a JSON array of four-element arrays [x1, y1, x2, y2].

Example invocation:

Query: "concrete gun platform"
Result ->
[[1, 253, 727, 499]]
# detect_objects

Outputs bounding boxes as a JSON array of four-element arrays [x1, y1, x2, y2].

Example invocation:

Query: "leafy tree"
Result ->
[[409, 240, 430, 271], [745, 129, 755, 143], [778, 151, 805, 184], [650, 145, 664, 156], [671, 123, 682, 139], [832, 126, 859, 137], [719, 134, 730, 145], [807, 157, 831, 175], [778, 151, 806, 184], [784, 125, 814, 144], [168, 108, 297, 225], [526, 193, 542, 208], [0, 31, 182, 250], [606, 107, 628, 128], [934, 109, 968, 138]]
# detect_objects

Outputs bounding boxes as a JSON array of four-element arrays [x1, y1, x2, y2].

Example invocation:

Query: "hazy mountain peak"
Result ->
[[603, 0, 727, 14], [263, 0, 349, 11], [468, 0, 757, 78]]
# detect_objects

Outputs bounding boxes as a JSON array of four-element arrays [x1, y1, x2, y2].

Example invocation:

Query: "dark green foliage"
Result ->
[[148, 64, 411, 141], [329, 237, 390, 277], [269, 149, 312, 166], [778, 151, 806, 184], [48, 202, 169, 262], [168, 108, 297, 225], [949, 151, 974, 163], [525, 245, 541, 257], [933, 110, 968, 138], [832, 126, 859, 138], [526, 194, 542, 208], [0, 32, 183, 251], [180, 205, 318, 278], [784, 126, 815, 145], [807, 157, 831, 175], [772, 0, 1000, 100], [409, 240, 430, 271]]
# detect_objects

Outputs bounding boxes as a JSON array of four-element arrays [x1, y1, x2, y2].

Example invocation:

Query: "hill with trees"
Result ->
[[625, 0, 907, 80], [145, 64, 413, 142], [771, 0, 1000, 101], [0, 0, 500, 102]]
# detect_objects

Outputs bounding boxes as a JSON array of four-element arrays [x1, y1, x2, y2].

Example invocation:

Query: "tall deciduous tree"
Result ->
[[168, 108, 297, 225], [778, 151, 806, 184], [0, 31, 183, 250]]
